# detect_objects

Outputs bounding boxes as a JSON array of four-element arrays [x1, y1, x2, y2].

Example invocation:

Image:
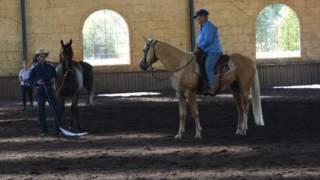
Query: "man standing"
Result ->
[[30, 49, 61, 135], [18, 62, 33, 110], [194, 9, 223, 95]]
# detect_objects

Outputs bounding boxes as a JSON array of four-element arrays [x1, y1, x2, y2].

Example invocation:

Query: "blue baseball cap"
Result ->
[[193, 9, 209, 19]]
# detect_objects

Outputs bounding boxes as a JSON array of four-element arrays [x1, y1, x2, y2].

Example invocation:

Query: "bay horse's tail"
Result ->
[[79, 61, 95, 104], [251, 67, 265, 126]]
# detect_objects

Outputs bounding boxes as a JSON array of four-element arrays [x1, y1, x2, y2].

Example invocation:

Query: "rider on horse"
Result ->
[[194, 9, 223, 95]]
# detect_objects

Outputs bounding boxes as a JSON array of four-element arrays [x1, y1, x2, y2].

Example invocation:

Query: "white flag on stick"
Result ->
[[59, 127, 88, 137]]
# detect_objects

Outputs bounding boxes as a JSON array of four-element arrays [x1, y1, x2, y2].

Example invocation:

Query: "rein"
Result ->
[[55, 70, 69, 97], [150, 56, 195, 82], [56, 53, 73, 97], [144, 40, 195, 81], [152, 56, 195, 73]]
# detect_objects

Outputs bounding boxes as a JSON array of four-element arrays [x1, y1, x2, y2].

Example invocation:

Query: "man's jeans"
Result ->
[[205, 53, 221, 87], [37, 87, 61, 133]]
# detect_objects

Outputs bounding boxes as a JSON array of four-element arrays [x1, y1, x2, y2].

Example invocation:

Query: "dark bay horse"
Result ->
[[55, 40, 94, 130], [139, 38, 264, 139]]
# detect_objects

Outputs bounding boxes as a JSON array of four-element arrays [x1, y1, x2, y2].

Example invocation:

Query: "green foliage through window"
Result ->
[[83, 10, 130, 65], [256, 4, 300, 59]]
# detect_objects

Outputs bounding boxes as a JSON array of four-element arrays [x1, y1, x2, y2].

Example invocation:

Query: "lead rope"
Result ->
[[55, 71, 69, 97]]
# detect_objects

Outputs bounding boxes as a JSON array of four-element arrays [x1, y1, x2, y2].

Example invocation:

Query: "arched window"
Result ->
[[83, 10, 130, 66], [256, 4, 301, 59]]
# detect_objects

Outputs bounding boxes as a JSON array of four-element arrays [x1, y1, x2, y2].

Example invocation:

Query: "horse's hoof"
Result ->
[[178, 128, 185, 134], [174, 134, 182, 140], [235, 129, 246, 136], [195, 134, 202, 139], [87, 101, 95, 106]]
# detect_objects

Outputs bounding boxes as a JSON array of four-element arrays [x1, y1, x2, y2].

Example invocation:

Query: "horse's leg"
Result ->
[[88, 82, 94, 105], [231, 87, 245, 135], [57, 97, 66, 128], [175, 92, 187, 140], [70, 99, 74, 130], [83, 76, 94, 105], [188, 93, 202, 139], [82, 63, 94, 105], [233, 89, 250, 136], [242, 91, 250, 133], [71, 93, 80, 131]]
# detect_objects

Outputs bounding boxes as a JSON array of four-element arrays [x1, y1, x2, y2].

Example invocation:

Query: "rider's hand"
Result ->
[[37, 80, 45, 85], [194, 47, 202, 56], [195, 47, 204, 54], [194, 47, 205, 60]]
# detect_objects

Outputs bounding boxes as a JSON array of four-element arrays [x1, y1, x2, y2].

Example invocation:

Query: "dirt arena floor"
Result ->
[[0, 89, 320, 179]]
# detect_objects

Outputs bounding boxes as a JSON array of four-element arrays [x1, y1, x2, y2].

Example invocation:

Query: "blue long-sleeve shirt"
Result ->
[[30, 63, 57, 87], [197, 20, 222, 53]]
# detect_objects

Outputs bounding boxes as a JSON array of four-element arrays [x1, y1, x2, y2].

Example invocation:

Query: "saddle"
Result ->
[[195, 48, 231, 95]]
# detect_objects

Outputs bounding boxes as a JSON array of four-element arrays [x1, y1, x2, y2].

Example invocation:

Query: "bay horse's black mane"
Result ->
[[60, 40, 74, 73]]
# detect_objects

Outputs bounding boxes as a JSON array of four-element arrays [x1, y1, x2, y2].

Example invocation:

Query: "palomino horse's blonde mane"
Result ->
[[152, 39, 193, 55]]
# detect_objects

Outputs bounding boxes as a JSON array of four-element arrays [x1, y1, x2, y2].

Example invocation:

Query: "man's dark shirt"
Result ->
[[30, 62, 57, 87]]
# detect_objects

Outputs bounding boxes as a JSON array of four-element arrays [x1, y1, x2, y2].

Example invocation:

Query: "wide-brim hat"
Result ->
[[35, 48, 50, 56]]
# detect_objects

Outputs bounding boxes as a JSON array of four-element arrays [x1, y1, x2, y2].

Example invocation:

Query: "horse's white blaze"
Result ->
[[251, 68, 265, 126]]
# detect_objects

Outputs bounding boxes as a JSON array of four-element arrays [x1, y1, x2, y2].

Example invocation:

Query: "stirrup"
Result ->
[[203, 78, 223, 96]]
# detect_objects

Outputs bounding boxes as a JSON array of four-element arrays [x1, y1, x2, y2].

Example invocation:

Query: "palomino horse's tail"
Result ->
[[251, 67, 265, 126]]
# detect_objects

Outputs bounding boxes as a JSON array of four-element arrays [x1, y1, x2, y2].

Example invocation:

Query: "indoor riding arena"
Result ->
[[0, 0, 320, 179]]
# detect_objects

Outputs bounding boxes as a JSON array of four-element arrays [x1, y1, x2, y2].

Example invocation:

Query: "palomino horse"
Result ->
[[139, 38, 264, 139], [55, 40, 95, 130]]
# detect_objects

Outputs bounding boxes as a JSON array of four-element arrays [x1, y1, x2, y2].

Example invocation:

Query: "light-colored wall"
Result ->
[[25, 0, 190, 73], [0, 0, 22, 76], [0, 0, 319, 76]]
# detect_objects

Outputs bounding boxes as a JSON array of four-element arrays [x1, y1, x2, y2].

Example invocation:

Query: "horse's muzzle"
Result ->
[[139, 61, 148, 71]]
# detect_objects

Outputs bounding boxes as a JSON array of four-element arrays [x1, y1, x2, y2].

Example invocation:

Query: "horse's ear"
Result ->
[[69, 39, 72, 46], [60, 40, 64, 47]]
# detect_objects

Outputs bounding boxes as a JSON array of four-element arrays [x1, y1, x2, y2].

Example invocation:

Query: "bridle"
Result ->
[[142, 39, 159, 69], [56, 49, 73, 96], [142, 39, 195, 74]]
